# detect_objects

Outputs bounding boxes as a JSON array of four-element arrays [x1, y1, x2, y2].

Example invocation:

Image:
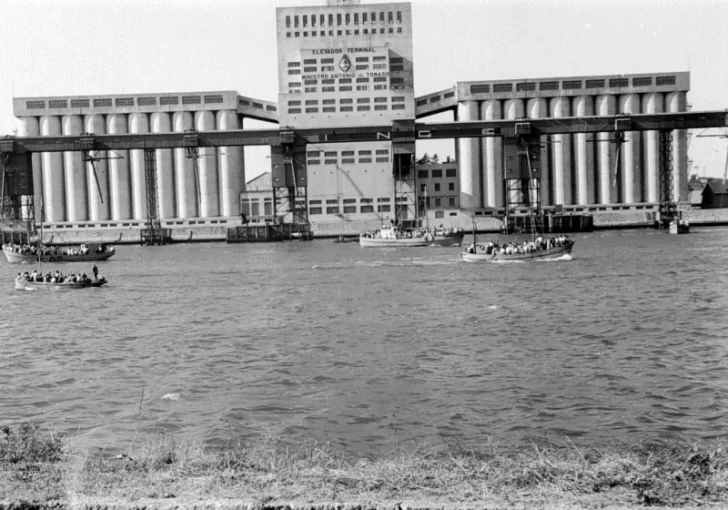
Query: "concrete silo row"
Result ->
[[17, 111, 246, 224], [456, 91, 688, 209]]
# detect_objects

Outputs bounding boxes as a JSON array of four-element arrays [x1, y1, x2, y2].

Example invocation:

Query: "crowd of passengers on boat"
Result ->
[[17, 268, 99, 284], [3, 243, 113, 256], [466, 235, 571, 255]]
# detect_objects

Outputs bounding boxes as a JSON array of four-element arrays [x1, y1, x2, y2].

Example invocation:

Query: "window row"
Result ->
[[286, 27, 403, 38], [285, 11, 403, 28], [307, 150, 387, 157], [288, 84, 401, 94], [288, 97, 404, 106], [309, 204, 392, 215], [420, 182, 457, 192], [418, 168, 457, 178], [288, 104, 406, 114]]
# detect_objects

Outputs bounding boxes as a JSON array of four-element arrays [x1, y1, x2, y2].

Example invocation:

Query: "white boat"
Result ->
[[3, 243, 116, 264], [359, 224, 431, 247], [460, 238, 575, 262]]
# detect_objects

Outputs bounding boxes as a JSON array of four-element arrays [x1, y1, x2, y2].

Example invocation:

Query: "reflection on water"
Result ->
[[2, 228, 728, 456]]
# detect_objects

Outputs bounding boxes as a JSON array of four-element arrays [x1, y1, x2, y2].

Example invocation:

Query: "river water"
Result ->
[[2, 228, 728, 456]]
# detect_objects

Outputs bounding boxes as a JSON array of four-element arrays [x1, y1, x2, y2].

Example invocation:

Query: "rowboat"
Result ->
[[3, 243, 116, 264], [460, 238, 574, 262]]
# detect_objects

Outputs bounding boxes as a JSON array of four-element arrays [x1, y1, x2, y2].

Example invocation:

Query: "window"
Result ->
[[302, 15, 307, 26], [388, 12, 393, 23], [340, 106, 353, 112], [374, 105, 387, 111], [345, 13, 350, 24], [373, 64, 387, 70], [323, 87, 335, 92], [340, 86, 352, 92], [304, 67, 317, 73], [337, 13, 341, 25], [378, 205, 391, 213], [357, 105, 370, 111], [310, 207, 323, 215], [321, 58, 334, 64], [434, 198, 442, 208], [418, 170, 428, 178], [392, 104, 405, 110], [361, 204, 374, 213], [340, 98, 353, 104], [285, 15, 291, 28], [432, 169, 442, 178], [356, 85, 368, 91], [289, 100, 302, 106], [294, 15, 299, 27], [288, 69, 301, 75], [354, 13, 359, 24], [344, 205, 356, 214], [305, 107, 318, 113], [357, 97, 370, 103], [448, 197, 456, 207], [446, 168, 456, 177], [356, 77, 369, 83], [448, 182, 455, 191], [363, 13, 367, 23], [327, 206, 340, 214], [305, 87, 317, 93], [323, 106, 335, 112], [434, 183, 441, 192], [339, 78, 352, 84], [397, 11, 402, 23], [288, 108, 301, 114]]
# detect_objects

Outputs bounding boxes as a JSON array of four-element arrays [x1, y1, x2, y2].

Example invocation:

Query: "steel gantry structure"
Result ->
[[1, 110, 727, 239]]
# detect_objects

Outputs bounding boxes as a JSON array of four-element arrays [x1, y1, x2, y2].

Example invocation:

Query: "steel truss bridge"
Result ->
[[1, 110, 727, 240]]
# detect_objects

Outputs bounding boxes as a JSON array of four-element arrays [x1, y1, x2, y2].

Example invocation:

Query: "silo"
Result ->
[[549, 97, 573, 205], [39, 116, 66, 223], [151, 113, 176, 219], [595, 95, 617, 204], [666, 91, 688, 202], [129, 113, 149, 220], [480, 100, 502, 209], [106, 114, 132, 220], [526, 98, 549, 205], [504, 99, 525, 207], [618, 94, 642, 203], [456, 101, 481, 209], [19, 117, 43, 221], [642, 93, 663, 203], [84, 114, 110, 221], [217, 110, 245, 217], [194, 111, 220, 217], [572, 96, 595, 205], [173, 111, 197, 219], [61, 115, 87, 222]]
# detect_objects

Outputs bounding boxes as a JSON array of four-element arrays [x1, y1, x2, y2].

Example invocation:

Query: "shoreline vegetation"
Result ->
[[1, 423, 727, 509]]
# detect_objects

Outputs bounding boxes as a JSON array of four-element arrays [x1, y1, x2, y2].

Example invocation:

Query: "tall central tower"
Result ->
[[276, 0, 415, 224]]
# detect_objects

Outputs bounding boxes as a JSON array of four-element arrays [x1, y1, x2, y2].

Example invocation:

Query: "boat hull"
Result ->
[[3, 247, 115, 264], [359, 236, 430, 248], [15, 276, 108, 290], [460, 240, 574, 262]]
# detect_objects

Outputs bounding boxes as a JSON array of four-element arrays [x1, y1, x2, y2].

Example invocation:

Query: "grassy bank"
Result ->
[[1, 423, 727, 509]]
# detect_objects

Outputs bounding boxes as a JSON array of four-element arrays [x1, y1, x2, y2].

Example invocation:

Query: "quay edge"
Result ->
[[6, 208, 728, 246]]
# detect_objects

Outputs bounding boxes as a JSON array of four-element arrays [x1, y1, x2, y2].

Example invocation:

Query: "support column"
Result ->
[[619, 94, 642, 203], [549, 97, 573, 205], [195, 111, 219, 217], [480, 100, 501, 209], [62, 115, 87, 222], [526, 98, 549, 205], [84, 114, 110, 221], [172, 111, 197, 219], [456, 101, 481, 209], [642, 93, 663, 203], [19, 118, 42, 222], [40, 116, 66, 222], [666, 91, 688, 202], [151, 112, 176, 219], [595, 95, 617, 204], [572, 96, 595, 205], [217, 110, 245, 217], [129, 114, 149, 220], [107, 114, 132, 220]]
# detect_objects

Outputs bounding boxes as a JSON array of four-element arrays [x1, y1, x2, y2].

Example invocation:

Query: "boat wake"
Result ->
[[312, 259, 458, 270], [537, 254, 573, 262]]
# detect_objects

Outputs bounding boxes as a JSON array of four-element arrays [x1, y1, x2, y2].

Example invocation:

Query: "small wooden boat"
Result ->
[[15, 275, 108, 290], [429, 230, 465, 247], [460, 239, 574, 262], [332, 235, 359, 244], [3, 243, 116, 264], [359, 225, 430, 247]]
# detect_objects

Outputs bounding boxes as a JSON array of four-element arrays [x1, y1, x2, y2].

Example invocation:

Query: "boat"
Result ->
[[3, 243, 116, 264], [460, 237, 575, 263], [15, 274, 108, 290], [332, 235, 359, 244], [359, 224, 431, 247], [428, 229, 465, 247], [669, 219, 690, 234]]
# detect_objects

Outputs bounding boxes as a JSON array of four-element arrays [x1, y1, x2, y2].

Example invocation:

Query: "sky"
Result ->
[[1, 0, 726, 180]]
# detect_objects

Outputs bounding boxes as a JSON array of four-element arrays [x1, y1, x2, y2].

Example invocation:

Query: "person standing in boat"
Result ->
[[92, 264, 98, 281]]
